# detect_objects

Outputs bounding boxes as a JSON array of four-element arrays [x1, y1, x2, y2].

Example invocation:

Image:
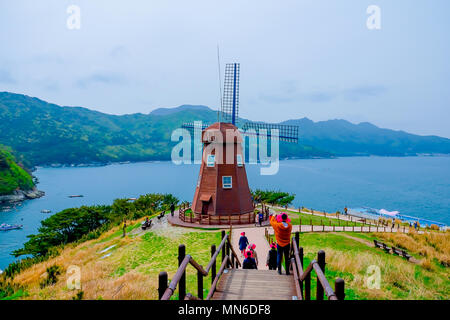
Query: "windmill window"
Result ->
[[222, 176, 232, 189], [236, 154, 243, 167], [207, 155, 215, 167]]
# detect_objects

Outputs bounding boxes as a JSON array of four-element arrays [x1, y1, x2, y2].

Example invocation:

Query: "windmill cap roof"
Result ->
[[202, 122, 243, 143]]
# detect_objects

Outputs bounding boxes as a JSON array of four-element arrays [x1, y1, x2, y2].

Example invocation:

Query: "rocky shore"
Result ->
[[0, 188, 45, 205]]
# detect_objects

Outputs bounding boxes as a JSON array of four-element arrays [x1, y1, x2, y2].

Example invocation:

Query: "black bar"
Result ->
[[305, 272, 311, 300], [158, 271, 168, 300], [317, 250, 325, 300], [178, 244, 186, 300], [211, 244, 216, 286], [221, 230, 226, 263], [197, 267, 203, 300], [335, 278, 345, 300], [299, 247, 304, 293]]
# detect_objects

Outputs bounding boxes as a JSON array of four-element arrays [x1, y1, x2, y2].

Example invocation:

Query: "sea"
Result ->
[[0, 156, 449, 269]]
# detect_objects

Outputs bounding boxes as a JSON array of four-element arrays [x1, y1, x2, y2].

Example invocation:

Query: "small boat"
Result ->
[[41, 209, 52, 213], [0, 223, 23, 231], [68, 195, 84, 198]]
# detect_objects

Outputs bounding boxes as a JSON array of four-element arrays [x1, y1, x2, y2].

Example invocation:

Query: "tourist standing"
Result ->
[[270, 213, 292, 275], [258, 211, 264, 227], [266, 243, 277, 270], [238, 232, 249, 257], [243, 251, 257, 269], [170, 203, 175, 217], [247, 244, 258, 266]]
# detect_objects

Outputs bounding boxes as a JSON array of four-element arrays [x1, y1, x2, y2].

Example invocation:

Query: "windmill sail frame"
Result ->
[[221, 63, 240, 125]]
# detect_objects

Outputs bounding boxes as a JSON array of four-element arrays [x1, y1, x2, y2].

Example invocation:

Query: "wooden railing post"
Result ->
[[211, 244, 216, 286], [226, 241, 231, 268], [221, 231, 226, 263], [305, 272, 311, 300], [295, 231, 299, 249], [158, 271, 168, 300], [335, 278, 345, 300], [299, 246, 304, 293], [316, 250, 325, 300], [178, 244, 186, 300], [231, 244, 235, 268], [197, 266, 203, 300]]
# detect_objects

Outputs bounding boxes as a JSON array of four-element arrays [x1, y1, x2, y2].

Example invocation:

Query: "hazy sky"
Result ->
[[1, 0, 449, 137]]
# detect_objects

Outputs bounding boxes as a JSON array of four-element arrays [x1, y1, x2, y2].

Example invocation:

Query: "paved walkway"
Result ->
[[232, 226, 271, 270]]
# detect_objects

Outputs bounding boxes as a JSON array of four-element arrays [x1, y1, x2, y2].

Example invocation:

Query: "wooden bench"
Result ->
[[392, 246, 412, 261], [374, 240, 391, 253], [373, 240, 383, 249], [157, 212, 165, 220], [142, 219, 153, 230], [392, 246, 402, 256], [381, 243, 391, 253], [400, 249, 411, 261]]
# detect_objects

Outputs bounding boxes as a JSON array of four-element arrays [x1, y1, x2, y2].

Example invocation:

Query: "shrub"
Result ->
[[40, 265, 62, 288], [72, 291, 84, 300]]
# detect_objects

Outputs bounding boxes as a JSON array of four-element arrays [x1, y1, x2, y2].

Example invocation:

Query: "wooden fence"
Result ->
[[179, 202, 269, 226], [158, 229, 241, 300], [265, 230, 345, 300]]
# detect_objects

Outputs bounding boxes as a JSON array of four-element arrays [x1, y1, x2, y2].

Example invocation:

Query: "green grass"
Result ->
[[115, 230, 224, 299], [272, 207, 365, 227], [295, 232, 450, 300]]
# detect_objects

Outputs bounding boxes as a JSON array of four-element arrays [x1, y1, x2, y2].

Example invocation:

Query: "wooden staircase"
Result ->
[[212, 269, 297, 300], [158, 229, 345, 301]]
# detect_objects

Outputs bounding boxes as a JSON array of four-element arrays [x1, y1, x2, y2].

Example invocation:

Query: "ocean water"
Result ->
[[0, 156, 449, 269]]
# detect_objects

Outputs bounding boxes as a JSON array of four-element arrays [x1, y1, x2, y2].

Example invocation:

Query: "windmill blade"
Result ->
[[240, 122, 299, 143], [181, 122, 210, 138], [221, 63, 240, 125]]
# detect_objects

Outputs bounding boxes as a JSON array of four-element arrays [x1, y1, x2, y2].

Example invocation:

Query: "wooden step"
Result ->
[[212, 269, 297, 300]]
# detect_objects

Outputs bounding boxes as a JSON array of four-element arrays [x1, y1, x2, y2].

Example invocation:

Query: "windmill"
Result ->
[[181, 63, 298, 224]]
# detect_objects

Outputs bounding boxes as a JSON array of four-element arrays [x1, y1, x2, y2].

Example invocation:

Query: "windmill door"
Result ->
[[201, 201, 209, 215], [200, 194, 212, 215]]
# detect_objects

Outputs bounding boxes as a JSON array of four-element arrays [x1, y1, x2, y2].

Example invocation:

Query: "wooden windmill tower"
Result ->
[[182, 63, 298, 224]]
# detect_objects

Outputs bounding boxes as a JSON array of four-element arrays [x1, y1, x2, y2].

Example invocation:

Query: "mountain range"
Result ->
[[0, 91, 449, 167]]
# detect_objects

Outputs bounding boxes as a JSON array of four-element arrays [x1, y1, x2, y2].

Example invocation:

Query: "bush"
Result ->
[[13, 193, 180, 258], [251, 189, 295, 207], [40, 265, 62, 288], [72, 291, 84, 300]]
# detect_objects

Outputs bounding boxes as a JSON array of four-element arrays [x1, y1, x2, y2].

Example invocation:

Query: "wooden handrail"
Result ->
[[291, 239, 303, 278], [312, 262, 337, 300], [206, 255, 231, 300], [189, 256, 208, 277], [160, 228, 241, 300], [290, 257, 303, 300], [205, 235, 228, 272], [299, 260, 315, 282], [161, 255, 191, 300], [288, 232, 342, 300], [227, 237, 242, 267]]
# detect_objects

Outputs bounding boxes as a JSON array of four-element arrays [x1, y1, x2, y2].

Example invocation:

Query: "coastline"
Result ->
[[0, 188, 45, 208], [31, 153, 450, 170]]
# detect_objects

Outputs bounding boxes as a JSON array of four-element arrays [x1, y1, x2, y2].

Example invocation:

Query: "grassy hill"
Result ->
[[2, 92, 449, 166], [1, 217, 448, 300], [0, 146, 34, 195]]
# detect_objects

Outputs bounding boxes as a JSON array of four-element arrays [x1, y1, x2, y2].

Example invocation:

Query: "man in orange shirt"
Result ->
[[270, 213, 293, 275]]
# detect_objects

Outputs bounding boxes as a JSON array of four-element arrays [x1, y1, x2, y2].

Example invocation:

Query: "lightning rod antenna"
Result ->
[[217, 45, 222, 123]]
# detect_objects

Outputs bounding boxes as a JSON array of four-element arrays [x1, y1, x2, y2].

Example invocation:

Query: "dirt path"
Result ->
[[333, 232, 373, 246]]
